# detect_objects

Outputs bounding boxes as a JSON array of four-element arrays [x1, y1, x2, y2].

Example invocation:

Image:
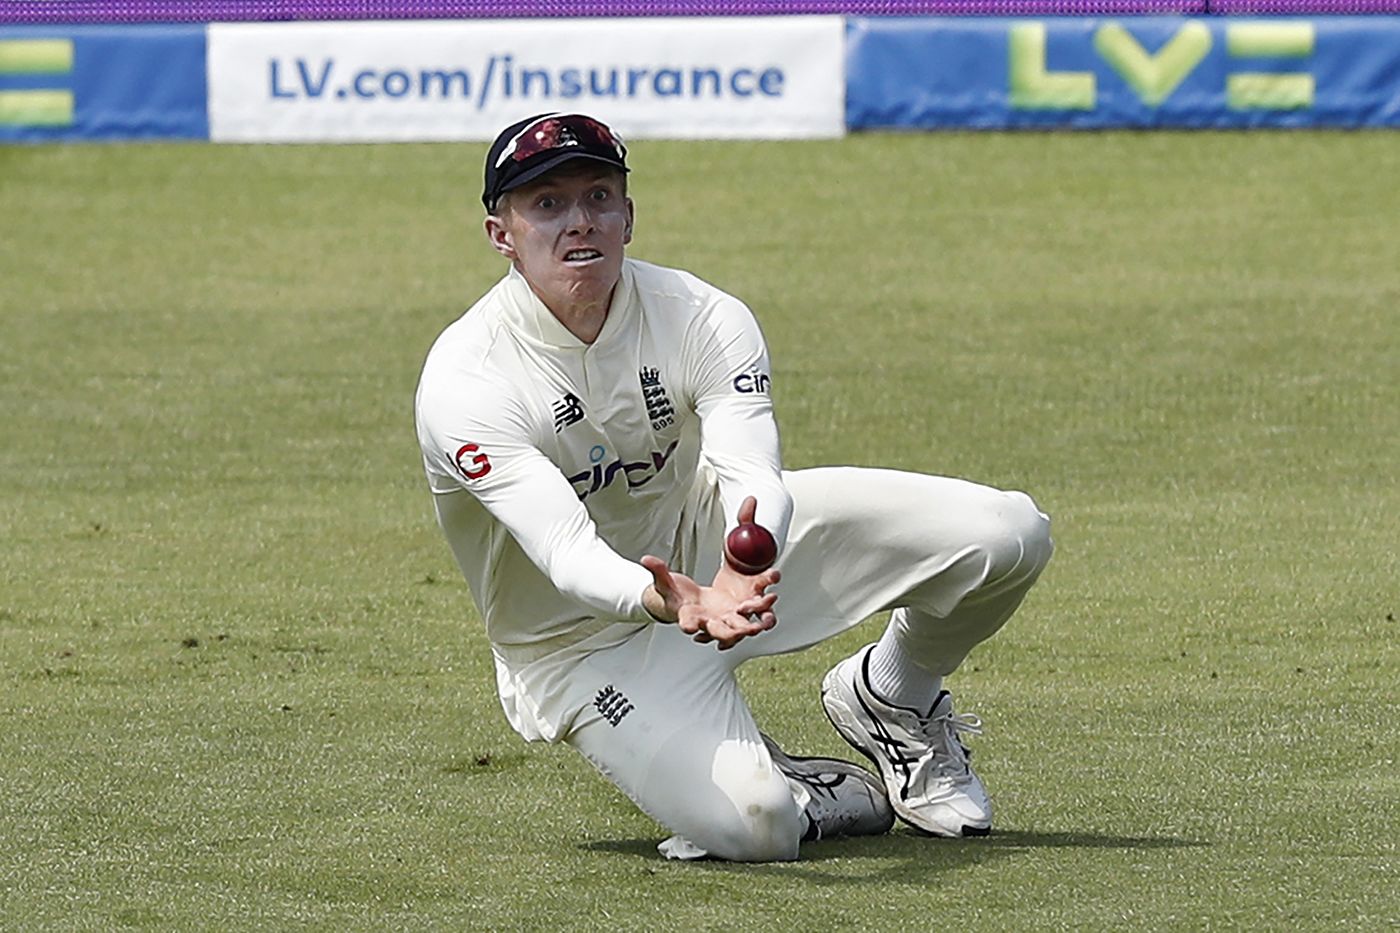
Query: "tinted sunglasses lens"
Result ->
[[507, 116, 620, 164]]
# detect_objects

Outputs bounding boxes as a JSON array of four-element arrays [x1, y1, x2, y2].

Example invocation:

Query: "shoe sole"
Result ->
[[821, 667, 991, 839]]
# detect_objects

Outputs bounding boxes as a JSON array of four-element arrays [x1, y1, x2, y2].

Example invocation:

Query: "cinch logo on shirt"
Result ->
[[567, 439, 679, 501], [733, 365, 771, 395]]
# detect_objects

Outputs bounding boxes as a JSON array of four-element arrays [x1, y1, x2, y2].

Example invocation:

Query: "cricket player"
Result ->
[[414, 113, 1053, 861]]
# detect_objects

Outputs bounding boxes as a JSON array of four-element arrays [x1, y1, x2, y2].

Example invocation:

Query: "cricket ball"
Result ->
[[724, 522, 778, 575]]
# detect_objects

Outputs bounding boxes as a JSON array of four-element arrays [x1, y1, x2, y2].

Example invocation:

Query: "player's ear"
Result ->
[[484, 213, 516, 260], [623, 197, 635, 245]]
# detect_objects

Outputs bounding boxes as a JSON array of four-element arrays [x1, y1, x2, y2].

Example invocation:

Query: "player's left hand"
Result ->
[[640, 555, 779, 650]]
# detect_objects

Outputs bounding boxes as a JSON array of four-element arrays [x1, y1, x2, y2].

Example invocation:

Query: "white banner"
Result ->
[[207, 18, 845, 142]]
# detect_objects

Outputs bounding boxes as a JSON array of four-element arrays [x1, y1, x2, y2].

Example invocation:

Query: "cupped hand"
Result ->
[[641, 555, 779, 651]]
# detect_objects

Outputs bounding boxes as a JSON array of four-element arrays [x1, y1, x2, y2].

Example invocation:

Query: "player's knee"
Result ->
[[698, 751, 802, 862], [1013, 491, 1054, 576], [701, 792, 802, 862], [985, 491, 1053, 585]]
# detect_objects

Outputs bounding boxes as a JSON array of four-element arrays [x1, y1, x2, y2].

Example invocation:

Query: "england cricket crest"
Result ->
[[638, 366, 675, 431], [593, 683, 634, 727]]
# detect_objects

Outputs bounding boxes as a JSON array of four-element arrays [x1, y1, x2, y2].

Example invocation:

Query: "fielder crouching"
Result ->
[[413, 112, 1053, 861]]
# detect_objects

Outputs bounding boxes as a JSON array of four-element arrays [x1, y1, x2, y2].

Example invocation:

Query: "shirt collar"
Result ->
[[500, 261, 635, 349]]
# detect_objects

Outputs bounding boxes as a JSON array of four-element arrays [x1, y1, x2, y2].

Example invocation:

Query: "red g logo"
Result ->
[[453, 443, 492, 480]]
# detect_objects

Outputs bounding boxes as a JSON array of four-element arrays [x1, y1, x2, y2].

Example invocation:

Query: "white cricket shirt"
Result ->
[[415, 258, 792, 737]]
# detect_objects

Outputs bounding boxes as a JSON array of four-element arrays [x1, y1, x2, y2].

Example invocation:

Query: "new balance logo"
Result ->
[[552, 392, 585, 433], [593, 684, 634, 727], [638, 366, 676, 431]]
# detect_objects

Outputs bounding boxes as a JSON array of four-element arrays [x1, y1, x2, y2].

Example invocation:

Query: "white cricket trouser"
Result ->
[[562, 466, 1053, 861]]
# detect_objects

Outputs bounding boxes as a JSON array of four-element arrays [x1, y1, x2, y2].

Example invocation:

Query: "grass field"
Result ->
[[2, 131, 1397, 930]]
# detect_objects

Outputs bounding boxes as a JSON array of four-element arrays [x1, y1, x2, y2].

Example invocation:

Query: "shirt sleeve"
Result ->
[[417, 377, 655, 623], [685, 295, 794, 550]]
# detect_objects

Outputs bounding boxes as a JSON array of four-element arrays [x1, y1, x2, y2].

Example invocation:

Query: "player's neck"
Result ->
[[539, 286, 617, 345]]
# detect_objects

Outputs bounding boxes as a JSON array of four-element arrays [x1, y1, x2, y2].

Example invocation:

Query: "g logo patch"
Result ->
[[453, 443, 492, 480]]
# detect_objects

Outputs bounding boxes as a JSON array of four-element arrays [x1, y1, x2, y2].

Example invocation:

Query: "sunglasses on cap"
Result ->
[[494, 113, 627, 168], [483, 112, 629, 212]]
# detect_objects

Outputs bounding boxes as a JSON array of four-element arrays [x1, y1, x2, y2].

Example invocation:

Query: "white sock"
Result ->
[[865, 612, 942, 712]]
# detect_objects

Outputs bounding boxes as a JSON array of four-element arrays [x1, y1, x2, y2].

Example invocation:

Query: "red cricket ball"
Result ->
[[724, 522, 778, 575]]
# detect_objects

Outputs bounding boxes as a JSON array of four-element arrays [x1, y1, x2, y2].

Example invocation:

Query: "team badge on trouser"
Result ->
[[593, 684, 634, 727]]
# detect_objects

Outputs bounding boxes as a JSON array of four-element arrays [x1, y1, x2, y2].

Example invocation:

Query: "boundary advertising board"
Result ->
[[2, 16, 1399, 140], [206, 17, 846, 141], [846, 17, 1400, 129]]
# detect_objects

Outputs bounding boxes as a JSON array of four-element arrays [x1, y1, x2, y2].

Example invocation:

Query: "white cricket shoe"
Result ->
[[821, 644, 992, 837], [761, 734, 894, 842]]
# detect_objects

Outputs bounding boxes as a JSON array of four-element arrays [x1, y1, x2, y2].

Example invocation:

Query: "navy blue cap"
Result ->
[[482, 112, 629, 212]]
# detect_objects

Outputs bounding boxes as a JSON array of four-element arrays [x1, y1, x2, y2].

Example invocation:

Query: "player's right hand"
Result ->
[[640, 555, 778, 650]]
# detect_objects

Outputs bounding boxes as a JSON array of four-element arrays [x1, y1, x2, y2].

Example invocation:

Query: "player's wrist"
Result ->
[[641, 585, 674, 624]]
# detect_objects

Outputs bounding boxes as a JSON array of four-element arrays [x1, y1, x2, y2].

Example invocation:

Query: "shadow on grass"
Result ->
[[582, 828, 1207, 882]]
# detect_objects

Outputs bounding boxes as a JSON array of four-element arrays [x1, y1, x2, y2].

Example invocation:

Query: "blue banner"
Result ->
[[0, 24, 207, 141], [846, 16, 1400, 129], [4, 18, 1400, 140]]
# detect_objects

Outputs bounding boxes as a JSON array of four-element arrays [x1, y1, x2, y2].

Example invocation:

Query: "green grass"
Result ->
[[2, 132, 1397, 930]]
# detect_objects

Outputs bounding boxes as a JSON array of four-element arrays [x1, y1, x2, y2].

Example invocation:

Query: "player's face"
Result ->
[[486, 164, 633, 318]]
